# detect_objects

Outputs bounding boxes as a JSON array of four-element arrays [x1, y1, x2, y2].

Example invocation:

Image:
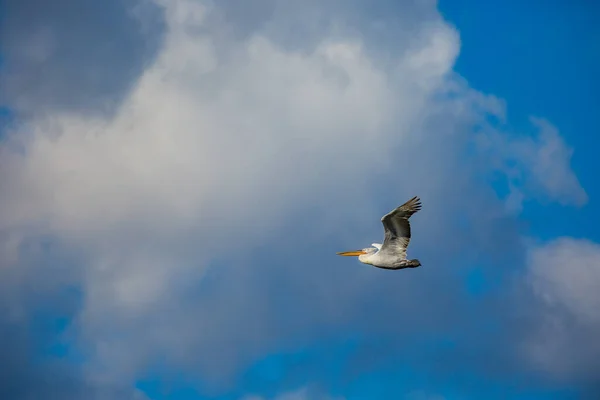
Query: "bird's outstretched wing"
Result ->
[[379, 196, 422, 260]]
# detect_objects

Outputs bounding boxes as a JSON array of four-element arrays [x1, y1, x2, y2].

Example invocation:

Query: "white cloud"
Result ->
[[475, 117, 587, 213], [241, 387, 344, 400], [242, 388, 445, 400], [526, 237, 600, 382], [0, 0, 588, 391], [0, 0, 463, 320]]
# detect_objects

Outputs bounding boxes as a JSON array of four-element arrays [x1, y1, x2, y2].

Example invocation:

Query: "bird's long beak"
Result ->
[[336, 250, 366, 256]]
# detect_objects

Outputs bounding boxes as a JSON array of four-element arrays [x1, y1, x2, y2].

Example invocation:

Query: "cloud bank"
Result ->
[[527, 238, 600, 385]]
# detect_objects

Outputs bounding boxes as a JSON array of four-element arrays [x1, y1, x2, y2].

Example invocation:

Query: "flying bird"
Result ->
[[337, 196, 422, 270]]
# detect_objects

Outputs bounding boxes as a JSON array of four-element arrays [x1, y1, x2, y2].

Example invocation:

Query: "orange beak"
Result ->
[[336, 250, 367, 256]]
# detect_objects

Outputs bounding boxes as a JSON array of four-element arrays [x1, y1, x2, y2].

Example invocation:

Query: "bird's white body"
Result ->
[[357, 247, 420, 269], [337, 196, 422, 270]]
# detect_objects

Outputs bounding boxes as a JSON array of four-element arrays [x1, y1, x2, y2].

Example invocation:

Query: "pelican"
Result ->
[[337, 196, 422, 270]]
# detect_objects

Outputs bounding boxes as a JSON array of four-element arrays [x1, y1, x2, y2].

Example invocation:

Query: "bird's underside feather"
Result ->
[[379, 196, 422, 260]]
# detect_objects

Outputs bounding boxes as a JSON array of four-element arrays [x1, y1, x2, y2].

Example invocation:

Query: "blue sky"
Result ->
[[440, 0, 600, 243], [1, 1, 599, 399]]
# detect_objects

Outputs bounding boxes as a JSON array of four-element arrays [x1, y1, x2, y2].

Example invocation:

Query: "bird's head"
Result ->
[[337, 247, 378, 262]]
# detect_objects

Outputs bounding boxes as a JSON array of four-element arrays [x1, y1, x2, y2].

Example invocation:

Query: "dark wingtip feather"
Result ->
[[401, 196, 422, 215], [381, 196, 423, 223]]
